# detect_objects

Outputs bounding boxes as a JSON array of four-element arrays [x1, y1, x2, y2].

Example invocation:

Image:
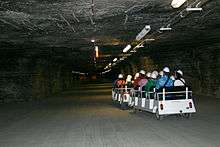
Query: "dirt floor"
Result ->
[[0, 83, 220, 147]]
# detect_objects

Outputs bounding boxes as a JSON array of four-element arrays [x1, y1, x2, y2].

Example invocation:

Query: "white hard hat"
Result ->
[[163, 67, 170, 73], [146, 72, 151, 78], [159, 71, 164, 76], [170, 75, 175, 80], [134, 73, 140, 79], [151, 73, 157, 79], [152, 70, 158, 77], [139, 70, 146, 75], [176, 70, 183, 76], [118, 74, 123, 78], [127, 75, 132, 79], [126, 75, 132, 82]]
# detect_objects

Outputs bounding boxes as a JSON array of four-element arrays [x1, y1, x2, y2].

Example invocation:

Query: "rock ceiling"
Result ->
[[0, 0, 219, 72]]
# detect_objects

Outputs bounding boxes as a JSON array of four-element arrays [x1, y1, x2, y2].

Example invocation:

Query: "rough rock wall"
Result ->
[[0, 53, 75, 103], [149, 43, 220, 97]]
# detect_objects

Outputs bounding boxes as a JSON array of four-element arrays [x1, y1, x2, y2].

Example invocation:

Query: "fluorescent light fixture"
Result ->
[[102, 69, 111, 74], [80, 73, 86, 75], [113, 58, 117, 62], [159, 27, 172, 31], [145, 38, 155, 41], [130, 50, 137, 53], [186, 7, 202, 11], [171, 0, 187, 8], [91, 39, 95, 43], [135, 43, 144, 49], [72, 71, 80, 74], [120, 57, 125, 61], [136, 25, 151, 41], [72, 71, 88, 75], [123, 44, 131, 53]]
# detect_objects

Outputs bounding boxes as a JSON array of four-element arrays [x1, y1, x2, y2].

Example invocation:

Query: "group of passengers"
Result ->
[[113, 67, 186, 92]]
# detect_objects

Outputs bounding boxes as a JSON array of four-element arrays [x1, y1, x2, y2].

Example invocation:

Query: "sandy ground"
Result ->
[[0, 83, 220, 147]]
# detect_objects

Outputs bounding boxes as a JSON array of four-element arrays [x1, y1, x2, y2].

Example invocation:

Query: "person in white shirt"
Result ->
[[174, 70, 186, 86]]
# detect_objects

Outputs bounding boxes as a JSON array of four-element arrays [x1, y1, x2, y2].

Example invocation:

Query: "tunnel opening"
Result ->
[[0, 0, 219, 103], [1, 1, 220, 147]]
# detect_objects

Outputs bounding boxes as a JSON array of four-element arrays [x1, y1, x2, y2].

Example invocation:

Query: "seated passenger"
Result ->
[[133, 72, 140, 89], [144, 72, 151, 90], [134, 73, 140, 80], [113, 74, 126, 89], [138, 70, 148, 90], [146, 72, 151, 79], [144, 72, 157, 93], [156, 67, 173, 90], [126, 75, 133, 88], [174, 70, 186, 86], [158, 71, 164, 79], [152, 70, 159, 77]]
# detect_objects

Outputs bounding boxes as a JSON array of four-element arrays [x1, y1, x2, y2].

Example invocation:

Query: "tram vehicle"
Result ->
[[132, 86, 196, 119], [112, 87, 132, 109]]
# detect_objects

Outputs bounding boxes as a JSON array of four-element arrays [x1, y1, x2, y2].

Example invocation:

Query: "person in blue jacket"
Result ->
[[156, 67, 173, 89]]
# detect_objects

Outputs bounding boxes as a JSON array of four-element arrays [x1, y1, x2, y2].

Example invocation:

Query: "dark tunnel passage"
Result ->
[[0, 0, 220, 146], [0, 0, 219, 102]]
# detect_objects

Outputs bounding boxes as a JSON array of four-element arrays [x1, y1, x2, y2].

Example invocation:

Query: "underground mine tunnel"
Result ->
[[0, 0, 219, 147]]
